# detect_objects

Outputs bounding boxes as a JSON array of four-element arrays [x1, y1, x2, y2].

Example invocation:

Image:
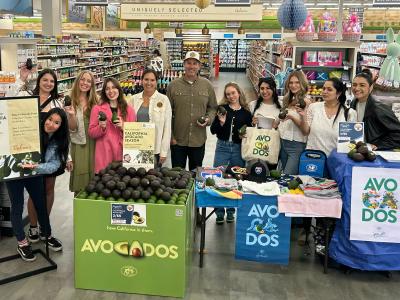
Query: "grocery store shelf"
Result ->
[[360, 64, 381, 69], [37, 43, 79, 46], [103, 68, 135, 78], [37, 53, 79, 58], [39, 64, 80, 71], [359, 52, 386, 57], [104, 45, 127, 48], [80, 63, 104, 69], [265, 59, 281, 69], [58, 76, 77, 82]]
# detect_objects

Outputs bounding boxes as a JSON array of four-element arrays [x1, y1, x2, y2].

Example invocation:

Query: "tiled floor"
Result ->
[[0, 72, 399, 300]]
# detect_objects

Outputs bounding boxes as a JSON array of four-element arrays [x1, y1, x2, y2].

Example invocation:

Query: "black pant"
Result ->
[[171, 144, 205, 171], [6, 176, 51, 241]]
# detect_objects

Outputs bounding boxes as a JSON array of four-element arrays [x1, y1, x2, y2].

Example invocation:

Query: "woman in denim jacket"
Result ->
[[6, 108, 70, 261]]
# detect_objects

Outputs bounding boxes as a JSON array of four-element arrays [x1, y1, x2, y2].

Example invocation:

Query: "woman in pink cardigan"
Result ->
[[89, 77, 136, 174]]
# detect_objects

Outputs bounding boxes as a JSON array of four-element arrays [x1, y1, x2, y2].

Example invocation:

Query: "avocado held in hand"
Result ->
[[278, 108, 288, 120], [112, 111, 119, 124], [238, 124, 247, 136], [298, 98, 306, 109], [98, 111, 107, 122], [197, 115, 208, 125], [217, 105, 227, 116], [64, 95, 72, 107]]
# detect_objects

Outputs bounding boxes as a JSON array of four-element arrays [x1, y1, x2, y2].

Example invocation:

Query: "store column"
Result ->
[[41, 0, 62, 36]]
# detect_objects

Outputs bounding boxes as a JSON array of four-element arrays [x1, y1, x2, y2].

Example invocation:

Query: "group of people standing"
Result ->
[[5, 48, 400, 262]]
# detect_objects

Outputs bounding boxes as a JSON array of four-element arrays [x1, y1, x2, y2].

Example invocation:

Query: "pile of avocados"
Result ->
[[347, 141, 377, 162], [77, 161, 194, 205]]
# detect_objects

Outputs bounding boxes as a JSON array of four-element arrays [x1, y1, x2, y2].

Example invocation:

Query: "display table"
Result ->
[[328, 150, 400, 271]]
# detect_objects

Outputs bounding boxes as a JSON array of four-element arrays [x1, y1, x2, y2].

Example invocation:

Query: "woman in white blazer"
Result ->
[[131, 69, 172, 166]]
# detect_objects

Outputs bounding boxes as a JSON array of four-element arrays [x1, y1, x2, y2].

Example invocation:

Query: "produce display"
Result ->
[[347, 141, 377, 162], [77, 162, 194, 205]]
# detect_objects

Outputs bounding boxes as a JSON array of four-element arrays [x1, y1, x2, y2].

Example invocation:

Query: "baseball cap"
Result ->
[[184, 51, 201, 62], [246, 160, 269, 183]]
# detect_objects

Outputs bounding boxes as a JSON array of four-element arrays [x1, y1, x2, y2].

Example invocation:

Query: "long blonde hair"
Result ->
[[282, 70, 308, 108], [70, 71, 98, 118], [220, 82, 249, 111]]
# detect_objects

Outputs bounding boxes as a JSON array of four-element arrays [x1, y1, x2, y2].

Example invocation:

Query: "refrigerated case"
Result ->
[[212, 39, 252, 72]]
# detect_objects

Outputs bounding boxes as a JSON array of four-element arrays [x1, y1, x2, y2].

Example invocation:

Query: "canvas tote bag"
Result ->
[[241, 127, 280, 164]]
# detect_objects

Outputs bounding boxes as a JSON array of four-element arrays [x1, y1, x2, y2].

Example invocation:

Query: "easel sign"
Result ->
[[123, 122, 155, 170], [0, 96, 42, 181]]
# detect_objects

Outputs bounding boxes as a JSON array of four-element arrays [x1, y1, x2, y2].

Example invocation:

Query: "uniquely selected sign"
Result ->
[[235, 194, 291, 265]]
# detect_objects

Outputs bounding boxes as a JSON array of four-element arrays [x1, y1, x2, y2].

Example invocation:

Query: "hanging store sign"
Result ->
[[120, 4, 263, 21], [373, 0, 400, 6], [215, 0, 252, 5], [74, 0, 108, 6]]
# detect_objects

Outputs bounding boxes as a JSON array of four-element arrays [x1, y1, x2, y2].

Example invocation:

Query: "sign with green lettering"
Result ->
[[351, 167, 400, 243], [74, 189, 194, 298]]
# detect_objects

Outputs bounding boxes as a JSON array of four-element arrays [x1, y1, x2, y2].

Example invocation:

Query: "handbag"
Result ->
[[241, 127, 280, 164]]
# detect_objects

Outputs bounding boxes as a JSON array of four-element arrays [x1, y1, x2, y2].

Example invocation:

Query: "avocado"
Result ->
[[108, 169, 116, 176], [112, 189, 122, 199], [129, 241, 144, 257], [358, 145, 369, 155], [111, 161, 122, 170], [99, 169, 107, 176], [122, 189, 132, 200], [147, 169, 157, 176], [141, 190, 151, 200], [98, 111, 107, 122], [101, 174, 113, 184], [128, 167, 137, 176], [155, 188, 163, 197], [129, 177, 140, 187], [136, 167, 147, 177], [156, 199, 165, 204], [270, 170, 281, 179], [365, 151, 377, 162], [298, 98, 306, 109], [114, 241, 129, 256], [175, 180, 187, 189], [278, 109, 288, 120], [140, 178, 150, 187], [161, 191, 171, 201], [197, 115, 207, 125], [163, 178, 173, 187], [112, 111, 119, 124], [122, 175, 131, 184], [288, 179, 300, 190], [356, 141, 366, 149], [347, 149, 357, 158], [95, 182, 105, 193], [102, 188, 111, 198], [136, 186, 144, 192], [106, 196, 115, 201], [116, 182, 126, 191], [117, 166, 127, 176], [131, 190, 141, 200], [146, 186, 154, 194], [205, 178, 215, 186], [63, 95, 72, 107], [238, 124, 247, 136], [352, 152, 365, 162], [86, 183, 96, 193], [217, 105, 227, 116], [166, 171, 180, 179], [165, 187, 174, 194], [151, 180, 161, 189]]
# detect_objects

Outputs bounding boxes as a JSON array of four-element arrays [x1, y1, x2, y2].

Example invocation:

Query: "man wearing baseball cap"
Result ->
[[167, 51, 217, 171], [167, 51, 217, 224]]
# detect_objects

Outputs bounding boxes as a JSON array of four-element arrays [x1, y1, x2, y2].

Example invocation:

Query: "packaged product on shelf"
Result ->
[[318, 12, 337, 42], [342, 13, 362, 42], [296, 13, 315, 42]]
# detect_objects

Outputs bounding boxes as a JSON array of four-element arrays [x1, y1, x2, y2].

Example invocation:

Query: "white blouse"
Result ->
[[248, 100, 280, 119], [278, 108, 308, 143], [306, 102, 357, 156]]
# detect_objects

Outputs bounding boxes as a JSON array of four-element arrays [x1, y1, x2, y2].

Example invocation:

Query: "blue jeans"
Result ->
[[6, 176, 51, 242], [213, 139, 243, 217], [279, 139, 306, 175]]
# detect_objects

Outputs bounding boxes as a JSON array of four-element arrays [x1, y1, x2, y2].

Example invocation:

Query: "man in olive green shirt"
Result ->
[[167, 51, 217, 171]]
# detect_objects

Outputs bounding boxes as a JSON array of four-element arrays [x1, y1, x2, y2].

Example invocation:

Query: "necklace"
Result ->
[[229, 104, 241, 111], [324, 102, 339, 118]]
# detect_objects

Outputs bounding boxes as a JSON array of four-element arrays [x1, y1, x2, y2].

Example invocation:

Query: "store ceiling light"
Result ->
[[144, 23, 151, 34]]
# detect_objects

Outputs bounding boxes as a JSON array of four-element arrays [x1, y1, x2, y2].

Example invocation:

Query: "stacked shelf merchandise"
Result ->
[[265, 40, 293, 76], [237, 40, 251, 69], [212, 39, 253, 72], [141, 38, 160, 68], [79, 38, 104, 92], [219, 39, 237, 70], [166, 38, 183, 62], [181, 34, 213, 78], [359, 41, 389, 79], [284, 38, 359, 101], [246, 40, 268, 91], [102, 38, 133, 81], [37, 36, 81, 94], [0, 37, 39, 97]]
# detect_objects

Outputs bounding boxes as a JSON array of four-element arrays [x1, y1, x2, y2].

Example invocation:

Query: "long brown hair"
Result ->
[[220, 82, 249, 111], [70, 71, 98, 118], [282, 70, 308, 108], [101, 77, 128, 120]]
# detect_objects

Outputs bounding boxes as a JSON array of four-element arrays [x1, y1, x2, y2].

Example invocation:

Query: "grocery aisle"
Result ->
[[1, 73, 400, 300]]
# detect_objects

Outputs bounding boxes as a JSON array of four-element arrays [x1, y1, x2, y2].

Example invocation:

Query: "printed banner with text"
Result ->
[[0, 97, 41, 181], [235, 194, 291, 265], [123, 122, 155, 170], [351, 167, 400, 243]]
